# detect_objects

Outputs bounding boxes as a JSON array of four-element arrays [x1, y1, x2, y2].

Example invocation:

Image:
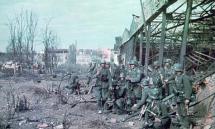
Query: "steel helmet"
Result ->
[[141, 79, 149, 86], [129, 60, 137, 65], [100, 60, 106, 64], [173, 63, 183, 72], [153, 61, 159, 66]]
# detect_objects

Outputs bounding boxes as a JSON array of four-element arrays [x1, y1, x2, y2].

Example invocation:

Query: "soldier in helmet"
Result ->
[[131, 79, 151, 111], [163, 59, 174, 97], [94, 60, 112, 114], [103, 61, 115, 112], [150, 61, 163, 84], [112, 72, 128, 114], [132, 79, 171, 129], [166, 63, 192, 129], [125, 60, 142, 111], [149, 61, 163, 97]]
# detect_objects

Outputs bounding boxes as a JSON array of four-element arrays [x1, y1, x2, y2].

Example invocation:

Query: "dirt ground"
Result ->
[[0, 72, 215, 129], [0, 73, 142, 129]]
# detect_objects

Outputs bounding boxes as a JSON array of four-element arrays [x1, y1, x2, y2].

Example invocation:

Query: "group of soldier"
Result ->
[[75, 58, 195, 129]]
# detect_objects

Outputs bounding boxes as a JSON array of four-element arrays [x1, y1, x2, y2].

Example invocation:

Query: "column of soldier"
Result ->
[[86, 58, 194, 129]]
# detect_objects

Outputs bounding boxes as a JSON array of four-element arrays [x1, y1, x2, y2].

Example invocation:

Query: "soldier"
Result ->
[[94, 60, 112, 114], [67, 75, 80, 94], [112, 72, 128, 114], [163, 59, 174, 97], [119, 64, 126, 77], [132, 79, 171, 129], [125, 60, 142, 111], [166, 63, 192, 129], [150, 61, 164, 97], [131, 79, 151, 111], [103, 61, 115, 112], [151, 61, 163, 83]]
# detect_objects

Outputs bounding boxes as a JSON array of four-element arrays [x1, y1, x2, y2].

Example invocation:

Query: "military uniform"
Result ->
[[112, 73, 128, 114], [68, 75, 80, 94], [168, 63, 192, 129], [132, 79, 171, 129], [150, 61, 163, 88], [149, 61, 164, 101], [131, 79, 151, 110], [163, 59, 175, 97], [94, 61, 112, 113], [126, 60, 142, 110]]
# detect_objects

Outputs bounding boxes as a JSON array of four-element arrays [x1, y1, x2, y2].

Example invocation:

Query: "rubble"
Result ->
[[37, 123, 49, 128]]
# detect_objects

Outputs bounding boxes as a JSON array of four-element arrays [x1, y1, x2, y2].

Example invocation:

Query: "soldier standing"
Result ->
[[94, 60, 112, 114], [150, 61, 164, 97], [126, 60, 142, 111], [173, 63, 192, 129], [150, 61, 163, 84], [163, 59, 174, 97], [165, 63, 193, 129]]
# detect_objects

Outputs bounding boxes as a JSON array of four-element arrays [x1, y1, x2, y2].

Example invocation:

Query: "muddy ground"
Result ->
[[0, 72, 215, 129]]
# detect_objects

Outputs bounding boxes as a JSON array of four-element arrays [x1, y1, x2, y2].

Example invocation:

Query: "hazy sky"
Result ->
[[0, 0, 141, 52]]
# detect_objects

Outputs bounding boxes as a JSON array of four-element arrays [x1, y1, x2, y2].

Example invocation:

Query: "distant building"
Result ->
[[67, 44, 77, 65], [76, 49, 103, 65], [49, 49, 68, 65], [41, 49, 69, 66], [76, 49, 92, 65]]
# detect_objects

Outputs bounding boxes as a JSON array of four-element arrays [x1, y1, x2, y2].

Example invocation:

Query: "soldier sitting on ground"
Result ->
[[132, 79, 171, 129], [111, 72, 128, 114]]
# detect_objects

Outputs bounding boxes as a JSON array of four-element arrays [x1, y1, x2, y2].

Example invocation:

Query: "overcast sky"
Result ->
[[0, 0, 141, 52]]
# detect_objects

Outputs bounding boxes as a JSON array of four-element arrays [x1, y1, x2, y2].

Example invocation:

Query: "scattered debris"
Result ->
[[128, 121, 135, 127], [37, 123, 49, 128], [54, 124, 63, 129]]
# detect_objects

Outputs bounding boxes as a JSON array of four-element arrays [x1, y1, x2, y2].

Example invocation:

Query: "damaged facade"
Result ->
[[115, 0, 215, 74]]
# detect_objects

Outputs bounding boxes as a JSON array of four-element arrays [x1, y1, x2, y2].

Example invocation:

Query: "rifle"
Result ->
[[121, 111, 140, 122], [87, 83, 96, 94], [189, 91, 215, 108], [139, 103, 149, 120], [162, 94, 175, 102], [87, 73, 99, 94]]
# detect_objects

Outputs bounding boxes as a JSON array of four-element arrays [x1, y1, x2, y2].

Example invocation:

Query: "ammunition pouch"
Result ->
[[175, 91, 185, 103], [101, 75, 108, 82]]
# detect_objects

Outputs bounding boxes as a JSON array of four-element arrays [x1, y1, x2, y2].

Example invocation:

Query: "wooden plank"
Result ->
[[191, 53, 209, 62], [194, 51, 215, 61]]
